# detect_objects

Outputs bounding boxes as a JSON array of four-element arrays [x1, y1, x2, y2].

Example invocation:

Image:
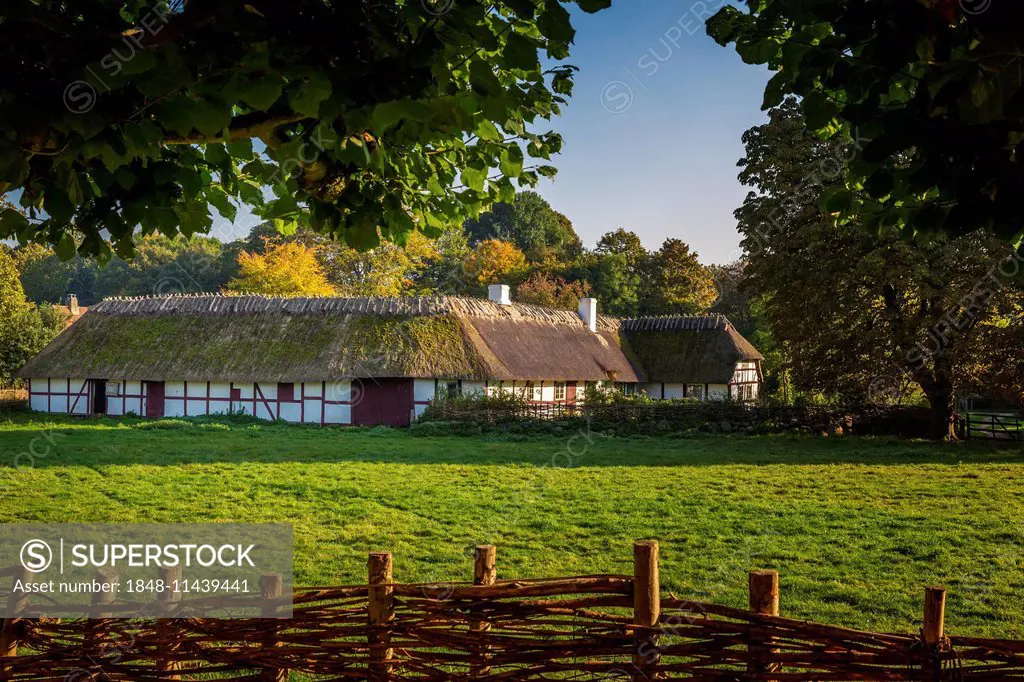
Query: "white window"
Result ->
[[554, 382, 566, 401], [525, 381, 541, 401], [108, 381, 121, 396], [687, 384, 704, 400]]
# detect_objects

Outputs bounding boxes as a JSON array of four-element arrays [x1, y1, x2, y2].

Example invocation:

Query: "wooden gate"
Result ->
[[352, 378, 413, 427], [144, 381, 165, 418], [965, 410, 1023, 441]]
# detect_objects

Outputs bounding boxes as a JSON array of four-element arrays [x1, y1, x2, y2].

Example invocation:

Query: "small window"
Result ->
[[554, 382, 566, 401], [687, 385, 704, 400], [278, 382, 295, 402], [525, 381, 542, 401], [108, 381, 121, 397], [617, 382, 636, 396]]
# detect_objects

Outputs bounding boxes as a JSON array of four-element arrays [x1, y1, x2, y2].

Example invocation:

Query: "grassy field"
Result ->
[[1, 410, 1023, 637]]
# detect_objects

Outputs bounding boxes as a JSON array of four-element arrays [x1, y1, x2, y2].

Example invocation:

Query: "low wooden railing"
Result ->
[[1, 541, 1022, 680]]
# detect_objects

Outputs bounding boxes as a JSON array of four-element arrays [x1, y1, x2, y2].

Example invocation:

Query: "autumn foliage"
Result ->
[[462, 240, 528, 285], [226, 242, 336, 297]]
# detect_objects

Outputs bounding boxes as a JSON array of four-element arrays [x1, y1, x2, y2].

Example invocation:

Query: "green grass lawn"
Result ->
[[1, 411, 1023, 638]]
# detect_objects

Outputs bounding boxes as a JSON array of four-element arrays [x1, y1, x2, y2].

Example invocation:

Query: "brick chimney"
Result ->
[[64, 294, 79, 316], [488, 284, 511, 305], [578, 297, 597, 332]]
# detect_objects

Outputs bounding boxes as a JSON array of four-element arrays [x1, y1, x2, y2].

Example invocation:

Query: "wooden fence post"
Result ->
[[923, 586, 946, 678], [85, 567, 118, 653], [470, 545, 496, 678], [259, 573, 287, 682], [368, 552, 394, 680], [156, 566, 183, 679], [632, 540, 660, 681], [748, 570, 780, 679], [0, 567, 31, 682]]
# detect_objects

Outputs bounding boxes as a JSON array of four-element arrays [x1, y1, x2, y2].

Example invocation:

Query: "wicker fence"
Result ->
[[2, 541, 1023, 681]]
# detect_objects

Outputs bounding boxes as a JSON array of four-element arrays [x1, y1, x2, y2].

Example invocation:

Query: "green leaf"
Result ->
[[0, 208, 29, 238], [462, 166, 486, 192], [502, 32, 539, 71], [289, 72, 332, 118], [802, 91, 836, 130], [499, 145, 524, 178], [243, 78, 283, 112], [120, 51, 158, 76], [193, 99, 233, 137], [372, 100, 434, 131], [43, 189, 74, 223], [705, 6, 746, 46], [55, 232, 76, 260], [820, 186, 853, 213], [474, 119, 503, 142]]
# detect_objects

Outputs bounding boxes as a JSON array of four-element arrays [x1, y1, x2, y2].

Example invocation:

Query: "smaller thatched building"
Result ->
[[18, 288, 763, 426]]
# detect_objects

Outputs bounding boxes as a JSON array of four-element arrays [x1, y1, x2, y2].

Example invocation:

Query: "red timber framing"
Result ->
[[27, 378, 91, 415], [480, 380, 584, 405]]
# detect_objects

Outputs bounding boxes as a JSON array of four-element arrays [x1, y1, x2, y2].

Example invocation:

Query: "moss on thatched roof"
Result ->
[[620, 314, 763, 384], [18, 294, 638, 383]]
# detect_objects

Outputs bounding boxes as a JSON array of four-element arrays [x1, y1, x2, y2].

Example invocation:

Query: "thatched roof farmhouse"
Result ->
[[19, 286, 763, 426]]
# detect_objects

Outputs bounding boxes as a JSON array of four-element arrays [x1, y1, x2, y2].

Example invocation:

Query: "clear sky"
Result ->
[[205, 1, 772, 265], [532, 1, 770, 264]]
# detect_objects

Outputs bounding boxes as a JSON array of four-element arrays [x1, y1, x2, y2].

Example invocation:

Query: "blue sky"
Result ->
[[532, 1, 770, 264]]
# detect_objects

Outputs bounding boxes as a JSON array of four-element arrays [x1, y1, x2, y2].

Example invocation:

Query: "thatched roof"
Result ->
[[620, 314, 764, 384], [18, 294, 638, 383]]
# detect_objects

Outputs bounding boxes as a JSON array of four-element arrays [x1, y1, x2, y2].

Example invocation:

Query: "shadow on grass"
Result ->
[[0, 409, 1021, 468]]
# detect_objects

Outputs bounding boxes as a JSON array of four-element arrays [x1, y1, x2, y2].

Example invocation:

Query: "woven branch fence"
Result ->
[[2, 541, 1023, 681]]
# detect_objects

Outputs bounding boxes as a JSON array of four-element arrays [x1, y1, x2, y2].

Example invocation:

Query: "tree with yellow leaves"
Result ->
[[226, 242, 336, 297], [462, 239, 527, 285]]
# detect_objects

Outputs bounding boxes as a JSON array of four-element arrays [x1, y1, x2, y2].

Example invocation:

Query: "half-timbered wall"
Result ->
[[28, 378, 91, 415]]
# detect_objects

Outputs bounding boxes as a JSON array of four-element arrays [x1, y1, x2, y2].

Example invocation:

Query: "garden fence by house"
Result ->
[[425, 400, 936, 438], [3, 541, 1024, 681]]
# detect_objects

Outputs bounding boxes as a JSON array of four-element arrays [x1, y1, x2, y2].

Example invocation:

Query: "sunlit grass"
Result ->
[[1, 411, 1022, 637]]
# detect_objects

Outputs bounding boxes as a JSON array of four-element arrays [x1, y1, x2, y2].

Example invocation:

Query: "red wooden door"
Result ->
[[352, 379, 413, 427], [145, 381, 165, 418], [566, 381, 578, 404]]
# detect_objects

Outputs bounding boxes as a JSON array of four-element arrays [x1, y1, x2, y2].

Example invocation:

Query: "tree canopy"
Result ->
[[708, 0, 1024, 244], [735, 98, 1023, 437], [464, 190, 582, 261], [0, 0, 609, 260]]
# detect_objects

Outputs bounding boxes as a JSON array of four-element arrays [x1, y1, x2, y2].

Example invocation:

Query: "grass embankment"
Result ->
[[0, 411, 1022, 637]]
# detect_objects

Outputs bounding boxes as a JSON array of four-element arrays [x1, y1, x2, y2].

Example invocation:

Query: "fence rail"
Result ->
[[966, 411, 1024, 441], [2, 541, 1024, 680]]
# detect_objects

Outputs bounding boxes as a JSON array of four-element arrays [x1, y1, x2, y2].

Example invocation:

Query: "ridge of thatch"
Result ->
[[619, 314, 730, 332]]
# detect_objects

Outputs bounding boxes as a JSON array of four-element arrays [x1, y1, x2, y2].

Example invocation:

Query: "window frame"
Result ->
[[553, 382, 566, 401]]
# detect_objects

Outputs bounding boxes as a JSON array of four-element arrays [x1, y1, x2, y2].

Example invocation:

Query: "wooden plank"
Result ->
[[259, 573, 287, 682]]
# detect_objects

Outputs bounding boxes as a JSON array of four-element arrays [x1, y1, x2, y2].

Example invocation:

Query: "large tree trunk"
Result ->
[[923, 385, 957, 441]]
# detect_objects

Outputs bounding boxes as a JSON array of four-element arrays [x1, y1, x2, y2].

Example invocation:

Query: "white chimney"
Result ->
[[488, 284, 511, 305], [65, 294, 79, 316], [578, 297, 597, 332]]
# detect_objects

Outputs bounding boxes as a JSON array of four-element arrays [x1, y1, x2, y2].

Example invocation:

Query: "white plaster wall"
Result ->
[[323, 403, 351, 425], [278, 402, 302, 423], [414, 379, 436, 402], [165, 381, 185, 398], [462, 381, 485, 396], [708, 384, 729, 400], [663, 383, 685, 399], [303, 381, 324, 397]]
